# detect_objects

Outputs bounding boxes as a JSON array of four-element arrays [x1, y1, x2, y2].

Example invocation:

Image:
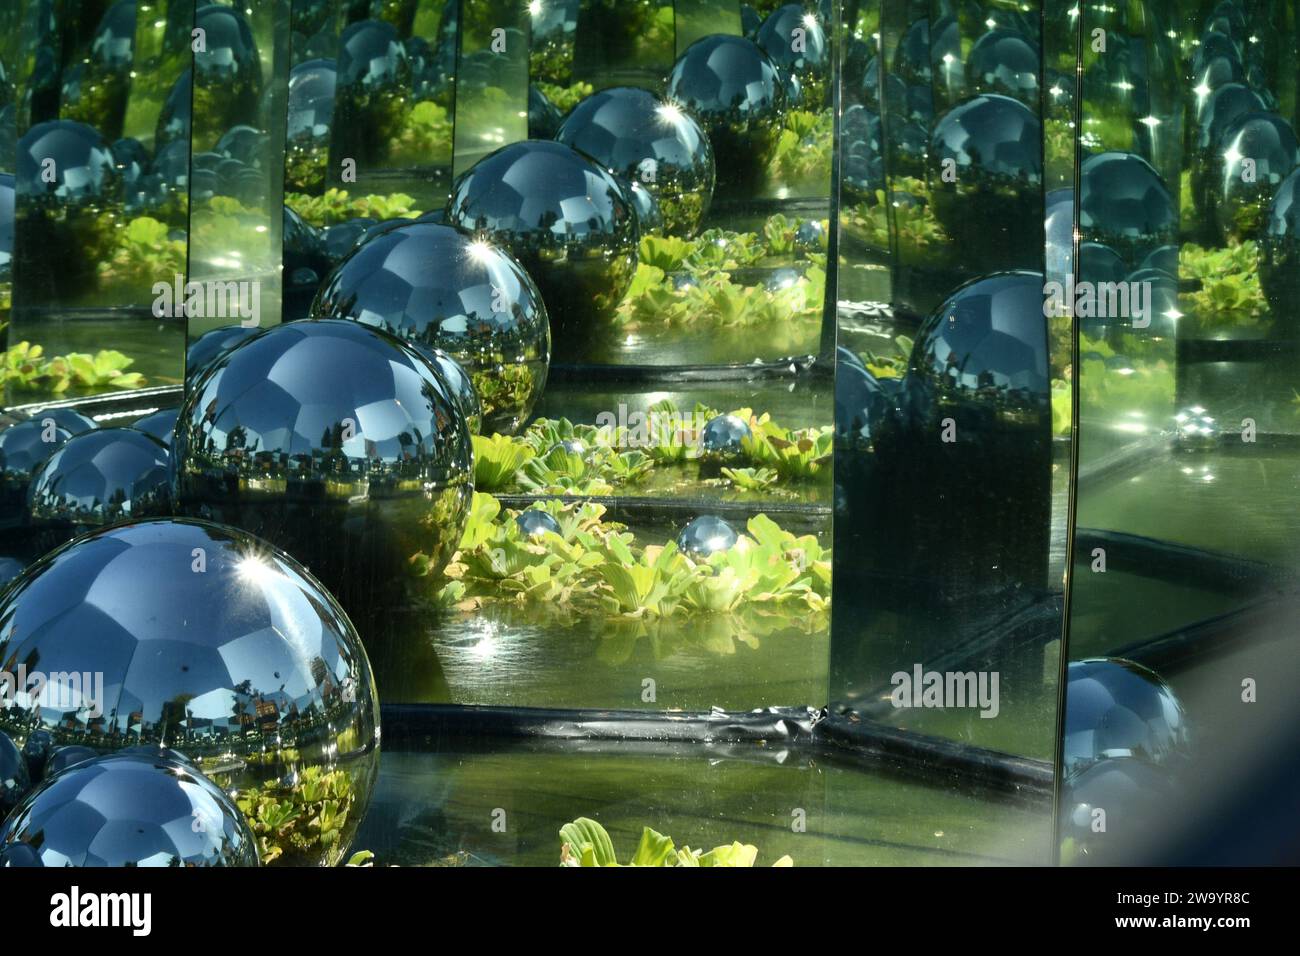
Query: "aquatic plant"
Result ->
[[1178, 242, 1268, 329], [284, 188, 423, 227], [559, 816, 792, 867], [769, 108, 834, 192], [234, 766, 359, 866], [2, 342, 144, 393]]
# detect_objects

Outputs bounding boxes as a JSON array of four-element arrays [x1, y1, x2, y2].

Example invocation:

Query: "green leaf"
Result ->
[[629, 827, 676, 867], [559, 817, 617, 867]]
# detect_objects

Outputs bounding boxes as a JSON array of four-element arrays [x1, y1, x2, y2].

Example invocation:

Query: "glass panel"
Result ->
[[1063, 0, 1300, 865]]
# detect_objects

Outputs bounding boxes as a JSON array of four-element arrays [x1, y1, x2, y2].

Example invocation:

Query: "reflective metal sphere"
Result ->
[[27, 427, 172, 533], [446, 140, 637, 364], [0, 752, 259, 867], [834, 346, 899, 453], [132, 408, 180, 446], [17, 120, 119, 209], [756, 5, 830, 108], [967, 29, 1040, 107], [1174, 405, 1219, 450], [285, 58, 336, 193], [0, 517, 381, 865], [622, 178, 664, 236], [155, 68, 191, 150], [332, 19, 409, 167], [699, 414, 752, 461], [322, 216, 378, 263], [283, 205, 333, 318], [172, 320, 473, 628], [1064, 658, 1191, 780], [43, 745, 99, 779], [1260, 165, 1300, 326], [186, 324, 262, 391], [556, 86, 715, 237], [193, 5, 262, 150], [515, 508, 562, 538], [666, 35, 786, 197], [929, 95, 1043, 271], [676, 516, 738, 558], [1212, 111, 1300, 243], [20, 728, 53, 779], [311, 222, 550, 434], [527, 84, 563, 139], [1061, 756, 1179, 866], [1, 411, 98, 527], [0, 729, 31, 817], [1079, 151, 1177, 270]]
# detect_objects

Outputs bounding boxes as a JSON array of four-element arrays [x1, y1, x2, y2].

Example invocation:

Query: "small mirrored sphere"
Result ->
[[0, 518, 381, 865], [43, 745, 99, 779], [17, 120, 119, 209], [311, 222, 550, 435], [285, 58, 336, 193], [930, 95, 1043, 271], [284, 205, 334, 317], [1064, 658, 1191, 780], [1260, 165, 1300, 326], [515, 508, 562, 538], [333, 19, 409, 166], [1174, 405, 1219, 450], [622, 178, 664, 236], [756, 5, 829, 108], [834, 346, 899, 453], [0, 752, 259, 867], [1, 729, 32, 816], [1, 411, 97, 526], [173, 320, 473, 629], [131, 408, 180, 446], [1079, 151, 1177, 270], [967, 29, 1040, 107], [186, 324, 262, 391], [27, 428, 171, 534], [155, 68, 192, 150], [193, 5, 262, 149], [556, 86, 715, 238], [20, 729, 53, 779], [527, 84, 563, 139], [446, 140, 636, 363], [1213, 111, 1300, 243], [322, 216, 378, 263], [676, 515, 738, 558], [666, 35, 786, 196], [699, 414, 752, 461]]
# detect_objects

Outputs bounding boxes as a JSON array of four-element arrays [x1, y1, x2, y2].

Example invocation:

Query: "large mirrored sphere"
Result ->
[[0, 729, 31, 817], [1212, 111, 1300, 243], [0, 752, 259, 867], [17, 120, 119, 210], [966, 29, 1040, 107], [908, 270, 1050, 426], [186, 324, 262, 391], [0, 410, 98, 527], [1079, 151, 1177, 270], [0, 517, 381, 866], [285, 58, 337, 193], [1060, 756, 1179, 866], [172, 319, 473, 628], [27, 427, 171, 534], [1259, 166, 1300, 328], [311, 222, 550, 434], [929, 95, 1043, 271], [193, 5, 262, 150], [666, 35, 786, 196], [446, 140, 636, 363], [556, 86, 716, 238], [1064, 658, 1191, 780], [756, 5, 830, 108]]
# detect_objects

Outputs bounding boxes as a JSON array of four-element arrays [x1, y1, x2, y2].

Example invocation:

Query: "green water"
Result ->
[[353, 749, 1052, 867]]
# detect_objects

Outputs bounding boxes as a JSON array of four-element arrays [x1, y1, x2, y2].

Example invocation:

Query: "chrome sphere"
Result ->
[[172, 319, 473, 628], [0, 729, 31, 817], [0, 410, 98, 527], [332, 19, 409, 167], [285, 57, 336, 193], [756, 4, 830, 107], [1079, 151, 1177, 270], [1060, 756, 1179, 865], [446, 140, 636, 363], [1260, 166, 1300, 327], [556, 86, 715, 237], [132, 408, 180, 446], [929, 95, 1043, 271], [193, 4, 262, 150], [699, 414, 751, 461], [43, 745, 99, 779], [0, 517, 381, 866], [967, 29, 1040, 107], [676, 515, 738, 558], [17, 120, 119, 210], [28, 428, 171, 534], [186, 324, 262, 391], [311, 222, 550, 434], [515, 508, 562, 538], [622, 178, 664, 236], [1064, 658, 1191, 780], [0, 752, 259, 867], [667, 35, 786, 197], [420, 347, 483, 436], [155, 68, 192, 150], [1212, 111, 1300, 243]]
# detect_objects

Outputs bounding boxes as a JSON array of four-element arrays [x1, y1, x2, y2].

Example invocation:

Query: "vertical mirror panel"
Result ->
[[830, 0, 1064, 864], [1063, 0, 1300, 865], [4, 0, 193, 406]]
